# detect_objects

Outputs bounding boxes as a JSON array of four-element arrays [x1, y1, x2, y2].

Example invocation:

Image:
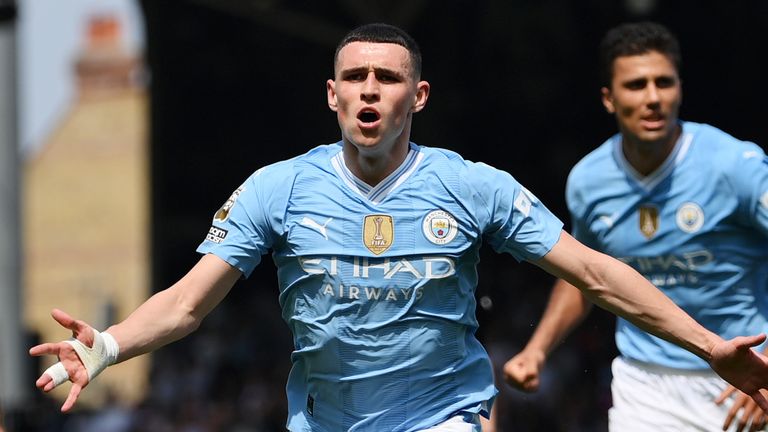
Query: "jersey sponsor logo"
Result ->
[[363, 214, 393, 255], [619, 249, 713, 287], [675, 202, 704, 234], [214, 186, 244, 222], [299, 216, 333, 240], [300, 255, 456, 303], [422, 210, 458, 245], [205, 226, 228, 244], [620, 250, 713, 272], [638, 204, 659, 239], [299, 256, 456, 279], [321, 284, 424, 302]]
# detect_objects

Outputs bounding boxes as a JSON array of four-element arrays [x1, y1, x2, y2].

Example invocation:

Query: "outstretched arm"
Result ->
[[29, 253, 241, 412], [503, 278, 591, 392], [532, 231, 768, 412], [106, 253, 241, 360]]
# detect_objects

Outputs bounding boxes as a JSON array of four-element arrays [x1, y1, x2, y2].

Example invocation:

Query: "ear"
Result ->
[[327, 79, 338, 112], [411, 80, 430, 113], [601, 87, 615, 114]]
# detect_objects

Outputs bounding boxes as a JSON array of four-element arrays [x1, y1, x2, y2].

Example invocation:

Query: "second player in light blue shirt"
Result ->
[[568, 121, 768, 369]]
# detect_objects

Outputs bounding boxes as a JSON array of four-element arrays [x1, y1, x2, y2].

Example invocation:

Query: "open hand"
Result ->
[[28, 309, 96, 412], [716, 385, 768, 432], [709, 334, 768, 416]]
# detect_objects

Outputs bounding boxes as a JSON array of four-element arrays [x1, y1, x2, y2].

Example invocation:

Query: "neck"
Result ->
[[343, 138, 410, 186], [622, 126, 681, 176]]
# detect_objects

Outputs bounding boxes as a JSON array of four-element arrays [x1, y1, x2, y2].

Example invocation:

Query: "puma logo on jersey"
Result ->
[[598, 214, 616, 228], [300, 217, 333, 240]]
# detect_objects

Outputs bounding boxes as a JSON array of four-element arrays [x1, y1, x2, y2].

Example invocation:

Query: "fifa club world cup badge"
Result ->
[[638, 204, 659, 239], [422, 210, 458, 245], [363, 214, 393, 255]]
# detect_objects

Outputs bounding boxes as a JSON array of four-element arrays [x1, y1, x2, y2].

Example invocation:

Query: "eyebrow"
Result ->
[[622, 77, 649, 85], [621, 73, 676, 85], [340, 65, 408, 79]]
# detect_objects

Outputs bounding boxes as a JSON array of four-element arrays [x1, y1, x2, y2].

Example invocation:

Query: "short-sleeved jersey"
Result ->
[[197, 142, 563, 432], [567, 121, 768, 369]]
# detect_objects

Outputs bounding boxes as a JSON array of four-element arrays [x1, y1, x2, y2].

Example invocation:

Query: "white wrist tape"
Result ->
[[43, 330, 120, 388]]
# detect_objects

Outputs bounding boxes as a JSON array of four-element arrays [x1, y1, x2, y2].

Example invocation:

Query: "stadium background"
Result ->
[[7, 1, 768, 431]]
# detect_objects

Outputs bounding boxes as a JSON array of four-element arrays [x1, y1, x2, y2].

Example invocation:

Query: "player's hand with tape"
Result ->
[[28, 308, 119, 412]]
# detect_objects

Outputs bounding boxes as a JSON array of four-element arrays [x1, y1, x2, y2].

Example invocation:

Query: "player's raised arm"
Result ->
[[29, 253, 242, 412], [531, 231, 768, 411]]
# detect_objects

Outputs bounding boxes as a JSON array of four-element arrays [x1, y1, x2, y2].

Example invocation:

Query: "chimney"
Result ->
[[74, 14, 142, 99]]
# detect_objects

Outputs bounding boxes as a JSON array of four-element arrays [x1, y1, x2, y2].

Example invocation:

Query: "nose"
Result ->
[[645, 83, 661, 105], [361, 72, 380, 100]]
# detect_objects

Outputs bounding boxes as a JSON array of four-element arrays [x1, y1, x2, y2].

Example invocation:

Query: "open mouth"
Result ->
[[641, 116, 665, 129], [358, 110, 380, 124]]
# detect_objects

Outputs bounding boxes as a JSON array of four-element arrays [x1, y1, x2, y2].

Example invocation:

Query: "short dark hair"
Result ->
[[334, 23, 422, 79], [599, 21, 682, 87]]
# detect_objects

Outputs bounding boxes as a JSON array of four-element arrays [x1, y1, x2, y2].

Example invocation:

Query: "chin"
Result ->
[[636, 132, 670, 146], [348, 138, 381, 151]]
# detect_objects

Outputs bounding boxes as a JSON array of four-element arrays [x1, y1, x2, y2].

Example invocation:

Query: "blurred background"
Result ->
[[1, 0, 766, 431]]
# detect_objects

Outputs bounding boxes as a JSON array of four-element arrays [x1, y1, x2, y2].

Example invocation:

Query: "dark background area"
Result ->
[[14, 1, 768, 431]]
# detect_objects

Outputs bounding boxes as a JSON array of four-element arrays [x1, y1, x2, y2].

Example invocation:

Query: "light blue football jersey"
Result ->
[[567, 121, 768, 369], [197, 142, 563, 431]]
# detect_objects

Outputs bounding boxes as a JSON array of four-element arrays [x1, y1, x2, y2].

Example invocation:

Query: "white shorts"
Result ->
[[417, 413, 481, 432], [609, 356, 748, 431]]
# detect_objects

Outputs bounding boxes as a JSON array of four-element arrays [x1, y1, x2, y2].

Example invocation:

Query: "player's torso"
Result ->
[[582, 131, 766, 301], [272, 146, 495, 431], [574, 127, 768, 367], [274, 150, 483, 352]]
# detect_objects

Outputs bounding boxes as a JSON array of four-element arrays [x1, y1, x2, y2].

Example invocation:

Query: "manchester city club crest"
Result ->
[[676, 202, 704, 233], [363, 214, 393, 255], [422, 210, 458, 245]]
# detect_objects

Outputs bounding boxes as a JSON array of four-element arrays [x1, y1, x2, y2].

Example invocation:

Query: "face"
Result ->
[[602, 51, 682, 146], [327, 41, 429, 155]]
